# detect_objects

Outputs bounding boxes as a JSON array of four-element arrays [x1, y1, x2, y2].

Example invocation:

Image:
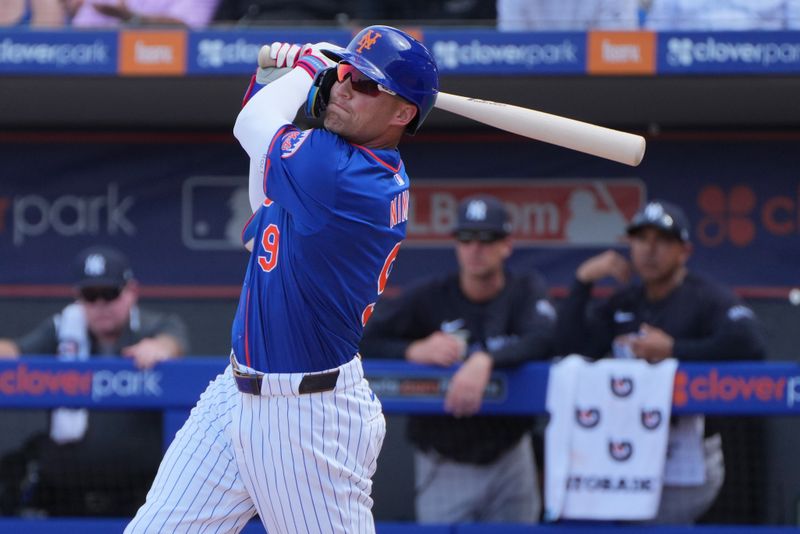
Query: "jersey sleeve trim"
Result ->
[[262, 125, 292, 196]]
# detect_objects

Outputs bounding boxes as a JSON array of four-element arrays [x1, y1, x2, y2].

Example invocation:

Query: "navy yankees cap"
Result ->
[[627, 200, 690, 242], [453, 194, 512, 236], [74, 246, 134, 288]]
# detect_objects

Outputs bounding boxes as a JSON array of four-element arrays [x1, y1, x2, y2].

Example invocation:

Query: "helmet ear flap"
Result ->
[[305, 67, 338, 119]]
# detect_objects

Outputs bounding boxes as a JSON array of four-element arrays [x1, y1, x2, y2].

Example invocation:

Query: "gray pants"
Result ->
[[414, 433, 541, 524], [648, 434, 725, 524]]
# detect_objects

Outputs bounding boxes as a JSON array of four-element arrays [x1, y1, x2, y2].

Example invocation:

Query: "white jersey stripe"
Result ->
[[300, 394, 324, 533], [262, 378, 290, 534], [254, 398, 280, 534], [284, 388, 313, 533], [312, 394, 338, 532]]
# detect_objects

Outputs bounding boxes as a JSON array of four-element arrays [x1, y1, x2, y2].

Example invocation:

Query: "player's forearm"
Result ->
[[672, 329, 766, 361], [491, 331, 554, 367], [553, 279, 594, 355], [233, 68, 310, 159], [152, 334, 185, 358]]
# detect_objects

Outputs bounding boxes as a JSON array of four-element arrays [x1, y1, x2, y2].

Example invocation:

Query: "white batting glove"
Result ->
[[269, 42, 307, 69]]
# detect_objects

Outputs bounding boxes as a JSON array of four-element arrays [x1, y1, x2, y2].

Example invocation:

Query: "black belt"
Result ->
[[233, 367, 340, 396]]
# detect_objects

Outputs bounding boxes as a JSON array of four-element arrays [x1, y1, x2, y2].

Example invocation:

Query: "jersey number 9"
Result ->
[[258, 224, 280, 272]]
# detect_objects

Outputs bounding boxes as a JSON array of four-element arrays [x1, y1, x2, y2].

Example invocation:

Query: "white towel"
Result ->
[[544, 355, 678, 521], [50, 303, 90, 444]]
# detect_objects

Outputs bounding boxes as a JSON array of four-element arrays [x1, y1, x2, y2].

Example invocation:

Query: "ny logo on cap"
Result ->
[[644, 202, 664, 217], [644, 202, 673, 226], [84, 254, 107, 276], [465, 200, 487, 221], [357, 30, 382, 53]]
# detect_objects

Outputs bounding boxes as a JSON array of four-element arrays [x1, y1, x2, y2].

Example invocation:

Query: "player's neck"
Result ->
[[460, 270, 505, 303], [357, 127, 404, 150], [644, 266, 687, 301]]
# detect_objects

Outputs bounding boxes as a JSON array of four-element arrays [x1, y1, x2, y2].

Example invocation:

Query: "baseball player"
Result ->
[[556, 200, 767, 523], [125, 26, 438, 534]]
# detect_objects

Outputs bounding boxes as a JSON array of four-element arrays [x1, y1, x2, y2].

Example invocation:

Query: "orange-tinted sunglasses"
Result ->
[[336, 62, 397, 97]]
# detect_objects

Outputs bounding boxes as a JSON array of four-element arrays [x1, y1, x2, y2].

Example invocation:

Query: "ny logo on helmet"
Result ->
[[357, 30, 382, 53]]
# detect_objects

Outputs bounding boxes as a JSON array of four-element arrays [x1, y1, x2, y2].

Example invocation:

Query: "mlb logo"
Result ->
[[181, 176, 251, 250]]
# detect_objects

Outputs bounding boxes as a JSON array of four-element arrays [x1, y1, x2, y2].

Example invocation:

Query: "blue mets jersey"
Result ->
[[231, 126, 410, 373]]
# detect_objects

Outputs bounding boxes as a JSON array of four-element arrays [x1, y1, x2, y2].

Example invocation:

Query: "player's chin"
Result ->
[[323, 115, 350, 137]]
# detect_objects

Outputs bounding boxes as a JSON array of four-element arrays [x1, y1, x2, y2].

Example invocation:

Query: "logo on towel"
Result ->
[[640, 409, 663, 430], [610, 376, 634, 397], [609, 440, 633, 461], [575, 407, 601, 428]]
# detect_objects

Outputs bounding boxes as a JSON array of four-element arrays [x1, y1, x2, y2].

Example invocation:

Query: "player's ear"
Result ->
[[124, 280, 140, 301], [681, 241, 693, 260], [390, 101, 417, 128]]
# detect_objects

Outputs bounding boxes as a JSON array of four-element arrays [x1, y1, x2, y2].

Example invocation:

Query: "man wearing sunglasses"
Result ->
[[0, 246, 188, 517], [360, 195, 556, 524], [127, 26, 438, 534]]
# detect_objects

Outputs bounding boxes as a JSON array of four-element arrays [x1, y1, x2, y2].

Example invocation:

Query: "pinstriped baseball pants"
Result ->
[[125, 357, 385, 534]]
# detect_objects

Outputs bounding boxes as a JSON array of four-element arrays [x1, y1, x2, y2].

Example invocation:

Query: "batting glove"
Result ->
[[243, 41, 306, 107], [295, 42, 345, 79], [269, 42, 307, 69]]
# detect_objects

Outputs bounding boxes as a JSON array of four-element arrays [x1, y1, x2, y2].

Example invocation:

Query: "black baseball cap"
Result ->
[[626, 200, 690, 242], [453, 194, 512, 236], [74, 246, 134, 289]]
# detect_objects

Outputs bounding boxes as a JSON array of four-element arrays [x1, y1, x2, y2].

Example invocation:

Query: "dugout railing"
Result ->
[[1, 357, 799, 533]]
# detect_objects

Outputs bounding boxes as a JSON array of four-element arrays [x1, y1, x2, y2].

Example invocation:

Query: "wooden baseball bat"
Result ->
[[257, 46, 646, 167], [433, 93, 645, 167]]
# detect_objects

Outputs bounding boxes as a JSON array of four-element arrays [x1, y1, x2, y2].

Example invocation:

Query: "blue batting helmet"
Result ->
[[321, 25, 439, 134]]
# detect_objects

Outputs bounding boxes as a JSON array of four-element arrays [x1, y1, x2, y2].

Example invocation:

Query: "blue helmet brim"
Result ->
[[321, 48, 391, 89]]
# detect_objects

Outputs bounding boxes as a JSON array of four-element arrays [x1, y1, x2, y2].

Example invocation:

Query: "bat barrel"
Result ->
[[434, 92, 646, 167]]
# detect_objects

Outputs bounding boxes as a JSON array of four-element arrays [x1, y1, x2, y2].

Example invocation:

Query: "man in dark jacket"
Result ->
[[556, 199, 766, 523], [361, 194, 556, 523]]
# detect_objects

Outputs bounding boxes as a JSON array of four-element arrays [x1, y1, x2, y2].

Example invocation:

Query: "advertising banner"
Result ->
[[187, 29, 351, 75], [658, 31, 800, 74], [2, 134, 800, 290], [0, 29, 117, 74], [424, 29, 586, 75], [2, 358, 798, 415]]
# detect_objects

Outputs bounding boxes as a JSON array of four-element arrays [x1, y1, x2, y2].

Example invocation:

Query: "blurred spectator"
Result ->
[[0, 0, 65, 26], [69, 0, 221, 28], [213, 0, 494, 25], [498, 0, 639, 31], [358, 0, 495, 22], [361, 195, 556, 523], [645, 0, 800, 30], [0, 246, 188, 517], [211, 0, 350, 24], [555, 200, 766, 523]]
